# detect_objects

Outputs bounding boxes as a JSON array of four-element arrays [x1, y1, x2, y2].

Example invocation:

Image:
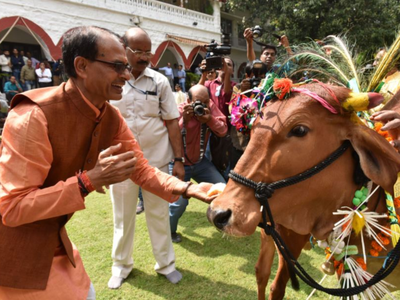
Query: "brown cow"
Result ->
[[208, 83, 400, 298]]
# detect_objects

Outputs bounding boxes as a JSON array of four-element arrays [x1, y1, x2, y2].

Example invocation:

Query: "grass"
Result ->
[[67, 192, 400, 300]]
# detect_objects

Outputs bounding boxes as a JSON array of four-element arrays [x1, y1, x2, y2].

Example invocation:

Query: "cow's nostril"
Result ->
[[212, 209, 232, 230]]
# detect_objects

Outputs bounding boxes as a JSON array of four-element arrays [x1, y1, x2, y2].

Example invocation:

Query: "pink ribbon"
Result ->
[[291, 87, 338, 114]]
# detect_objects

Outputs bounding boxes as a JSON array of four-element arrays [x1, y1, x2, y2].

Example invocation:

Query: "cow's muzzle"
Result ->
[[207, 206, 232, 230]]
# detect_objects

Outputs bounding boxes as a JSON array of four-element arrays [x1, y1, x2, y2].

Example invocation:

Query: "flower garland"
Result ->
[[374, 121, 393, 143], [229, 93, 261, 135], [229, 73, 279, 135]]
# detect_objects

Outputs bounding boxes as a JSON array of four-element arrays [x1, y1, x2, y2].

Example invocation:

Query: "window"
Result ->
[[221, 18, 232, 35]]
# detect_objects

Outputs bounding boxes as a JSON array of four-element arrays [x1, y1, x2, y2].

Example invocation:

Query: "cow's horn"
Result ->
[[341, 92, 384, 112]]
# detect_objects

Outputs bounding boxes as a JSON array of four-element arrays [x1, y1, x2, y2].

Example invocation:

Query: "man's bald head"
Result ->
[[123, 27, 151, 46], [123, 27, 152, 77], [188, 84, 211, 105]]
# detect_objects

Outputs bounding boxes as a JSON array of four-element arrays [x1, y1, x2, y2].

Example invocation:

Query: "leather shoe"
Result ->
[[171, 232, 182, 243]]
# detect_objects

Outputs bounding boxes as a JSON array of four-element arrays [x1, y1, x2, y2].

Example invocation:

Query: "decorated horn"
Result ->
[[341, 92, 384, 112]]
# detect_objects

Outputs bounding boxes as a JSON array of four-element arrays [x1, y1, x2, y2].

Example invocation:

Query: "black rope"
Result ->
[[229, 140, 351, 197], [270, 223, 400, 296], [228, 140, 400, 297]]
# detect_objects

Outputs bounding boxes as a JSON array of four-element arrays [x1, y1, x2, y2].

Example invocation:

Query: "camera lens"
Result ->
[[252, 26, 262, 39], [194, 105, 205, 116]]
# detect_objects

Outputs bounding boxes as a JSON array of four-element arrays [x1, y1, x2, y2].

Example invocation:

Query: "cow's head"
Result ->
[[207, 83, 400, 240]]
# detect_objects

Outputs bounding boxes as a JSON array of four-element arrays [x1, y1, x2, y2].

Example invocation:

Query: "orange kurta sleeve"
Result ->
[[112, 108, 188, 203], [0, 101, 85, 227]]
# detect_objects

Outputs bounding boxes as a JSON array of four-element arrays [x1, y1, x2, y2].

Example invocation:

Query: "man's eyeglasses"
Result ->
[[92, 59, 132, 74], [127, 47, 153, 58]]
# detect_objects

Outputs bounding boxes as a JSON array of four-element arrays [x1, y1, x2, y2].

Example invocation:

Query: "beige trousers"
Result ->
[[109, 165, 176, 278]]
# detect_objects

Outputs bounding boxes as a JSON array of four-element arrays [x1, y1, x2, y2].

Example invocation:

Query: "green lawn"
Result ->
[[67, 192, 400, 300]]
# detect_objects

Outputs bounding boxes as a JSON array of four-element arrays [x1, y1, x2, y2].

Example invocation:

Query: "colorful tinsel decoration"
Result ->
[[229, 73, 293, 134], [229, 94, 261, 135], [229, 74, 279, 135]]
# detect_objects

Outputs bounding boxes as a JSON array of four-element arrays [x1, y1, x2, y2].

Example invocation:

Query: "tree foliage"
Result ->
[[225, 0, 400, 56]]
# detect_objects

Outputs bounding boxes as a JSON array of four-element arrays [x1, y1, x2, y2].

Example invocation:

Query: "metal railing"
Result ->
[[71, 0, 216, 26]]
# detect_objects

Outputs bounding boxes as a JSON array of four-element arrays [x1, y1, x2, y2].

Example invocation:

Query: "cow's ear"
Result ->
[[347, 123, 400, 193]]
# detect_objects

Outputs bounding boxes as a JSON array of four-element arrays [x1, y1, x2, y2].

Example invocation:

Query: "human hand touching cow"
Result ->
[[371, 110, 400, 151]]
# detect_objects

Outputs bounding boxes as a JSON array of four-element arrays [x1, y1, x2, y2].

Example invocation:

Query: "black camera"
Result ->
[[247, 59, 267, 88], [204, 35, 231, 71], [251, 25, 263, 39], [191, 100, 206, 116]]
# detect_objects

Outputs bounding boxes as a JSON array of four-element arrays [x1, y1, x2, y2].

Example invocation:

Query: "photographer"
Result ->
[[169, 84, 227, 243], [199, 57, 235, 118], [244, 27, 293, 75], [198, 56, 236, 178], [229, 61, 267, 170]]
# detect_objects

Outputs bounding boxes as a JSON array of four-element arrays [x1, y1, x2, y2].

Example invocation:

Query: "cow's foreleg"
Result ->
[[255, 229, 275, 300], [269, 226, 310, 300]]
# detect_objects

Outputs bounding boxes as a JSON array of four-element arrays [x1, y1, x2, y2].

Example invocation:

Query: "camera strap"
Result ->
[[181, 122, 208, 165], [253, 40, 269, 48]]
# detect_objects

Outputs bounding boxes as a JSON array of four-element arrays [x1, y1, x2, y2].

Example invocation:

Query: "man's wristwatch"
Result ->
[[174, 157, 185, 163]]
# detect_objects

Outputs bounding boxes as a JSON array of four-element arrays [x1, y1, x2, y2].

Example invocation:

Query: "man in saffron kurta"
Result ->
[[0, 26, 214, 300]]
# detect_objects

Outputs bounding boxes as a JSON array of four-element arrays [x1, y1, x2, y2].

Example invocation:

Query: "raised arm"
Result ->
[[244, 28, 256, 62]]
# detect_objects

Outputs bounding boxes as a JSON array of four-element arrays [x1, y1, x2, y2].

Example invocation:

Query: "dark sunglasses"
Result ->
[[92, 59, 132, 74]]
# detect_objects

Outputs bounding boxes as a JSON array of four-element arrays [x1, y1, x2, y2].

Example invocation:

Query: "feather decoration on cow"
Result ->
[[281, 35, 364, 90], [283, 32, 400, 98], [368, 31, 400, 92], [322, 35, 361, 90]]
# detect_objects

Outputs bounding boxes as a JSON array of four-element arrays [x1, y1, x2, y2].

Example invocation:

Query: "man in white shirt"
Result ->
[[177, 64, 186, 92], [159, 62, 174, 90], [0, 50, 12, 93], [108, 27, 185, 289]]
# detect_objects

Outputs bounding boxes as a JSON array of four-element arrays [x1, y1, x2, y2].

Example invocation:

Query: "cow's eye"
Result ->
[[288, 125, 309, 137]]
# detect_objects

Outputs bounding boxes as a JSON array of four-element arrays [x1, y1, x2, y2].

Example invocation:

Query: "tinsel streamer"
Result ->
[[384, 192, 400, 247]]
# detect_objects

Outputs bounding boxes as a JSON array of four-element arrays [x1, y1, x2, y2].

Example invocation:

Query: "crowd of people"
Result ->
[[1, 24, 400, 300], [0, 48, 65, 100], [0, 48, 198, 127], [159, 62, 189, 92]]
